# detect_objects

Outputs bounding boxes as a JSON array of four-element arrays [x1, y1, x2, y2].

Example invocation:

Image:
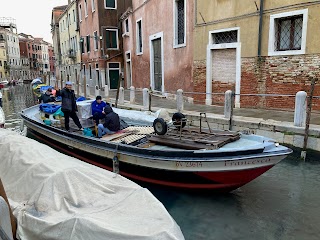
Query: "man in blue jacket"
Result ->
[[91, 95, 108, 125]]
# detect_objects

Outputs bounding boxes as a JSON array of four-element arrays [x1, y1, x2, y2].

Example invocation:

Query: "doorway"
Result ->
[[108, 62, 120, 89], [150, 32, 164, 92]]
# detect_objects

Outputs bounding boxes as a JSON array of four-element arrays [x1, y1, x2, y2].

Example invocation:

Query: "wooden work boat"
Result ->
[[21, 104, 292, 191]]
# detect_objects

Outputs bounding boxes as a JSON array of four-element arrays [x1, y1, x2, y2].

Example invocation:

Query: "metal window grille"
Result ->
[[177, 0, 185, 45], [275, 15, 302, 51], [212, 30, 237, 44]]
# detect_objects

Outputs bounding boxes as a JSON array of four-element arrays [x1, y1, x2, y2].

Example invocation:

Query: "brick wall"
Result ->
[[241, 54, 320, 110], [193, 54, 320, 110]]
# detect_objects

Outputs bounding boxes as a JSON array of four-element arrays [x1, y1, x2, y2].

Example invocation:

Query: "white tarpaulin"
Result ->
[[0, 129, 184, 240]]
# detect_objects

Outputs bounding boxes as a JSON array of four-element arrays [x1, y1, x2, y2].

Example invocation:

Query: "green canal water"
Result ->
[[2, 84, 320, 240]]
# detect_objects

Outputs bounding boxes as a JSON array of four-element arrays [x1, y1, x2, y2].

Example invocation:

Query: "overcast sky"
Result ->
[[0, 0, 68, 43]]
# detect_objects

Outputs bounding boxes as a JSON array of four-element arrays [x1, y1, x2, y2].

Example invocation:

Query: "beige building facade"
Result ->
[[0, 32, 7, 81], [57, 0, 81, 89]]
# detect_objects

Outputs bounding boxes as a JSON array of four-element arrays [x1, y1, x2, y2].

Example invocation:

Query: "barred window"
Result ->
[[275, 15, 302, 51], [176, 0, 185, 45], [212, 30, 237, 44]]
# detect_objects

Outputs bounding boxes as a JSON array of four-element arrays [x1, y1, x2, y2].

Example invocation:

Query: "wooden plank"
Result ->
[[148, 136, 217, 150]]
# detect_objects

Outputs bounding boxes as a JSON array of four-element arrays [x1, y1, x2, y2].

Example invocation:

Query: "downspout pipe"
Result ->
[[257, 0, 264, 57]]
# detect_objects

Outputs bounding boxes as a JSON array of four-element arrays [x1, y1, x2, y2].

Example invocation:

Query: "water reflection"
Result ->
[[2, 84, 36, 130], [147, 151, 320, 240], [2, 85, 320, 240]]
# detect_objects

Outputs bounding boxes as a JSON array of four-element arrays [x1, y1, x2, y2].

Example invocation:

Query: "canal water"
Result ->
[[2, 84, 320, 240]]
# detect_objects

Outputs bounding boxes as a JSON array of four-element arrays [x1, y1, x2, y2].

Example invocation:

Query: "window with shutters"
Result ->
[[105, 0, 116, 9], [105, 29, 118, 49], [136, 19, 143, 54], [173, 0, 186, 48], [268, 9, 308, 56]]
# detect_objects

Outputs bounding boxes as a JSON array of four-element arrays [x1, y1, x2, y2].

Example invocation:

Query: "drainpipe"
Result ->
[[257, 0, 264, 57]]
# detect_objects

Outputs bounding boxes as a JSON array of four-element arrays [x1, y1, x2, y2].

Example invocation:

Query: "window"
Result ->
[[174, 0, 186, 47], [73, 9, 76, 22], [92, 0, 95, 12], [125, 19, 129, 33], [79, 5, 82, 21], [268, 9, 308, 56], [105, 0, 116, 9], [80, 38, 84, 53], [94, 31, 98, 50], [89, 64, 92, 79], [86, 35, 90, 52], [136, 19, 143, 54], [211, 30, 238, 44], [85, 0, 88, 17], [105, 29, 118, 49], [276, 16, 302, 51]]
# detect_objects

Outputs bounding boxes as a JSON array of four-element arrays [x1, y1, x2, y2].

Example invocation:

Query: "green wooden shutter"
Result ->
[[106, 31, 110, 48], [111, 31, 117, 48]]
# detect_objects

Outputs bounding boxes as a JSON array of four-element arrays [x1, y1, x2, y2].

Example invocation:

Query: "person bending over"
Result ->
[[98, 105, 120, 138], [91, 95, 108, 125]]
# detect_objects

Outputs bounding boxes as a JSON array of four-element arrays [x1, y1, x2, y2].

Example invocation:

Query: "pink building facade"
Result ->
[[121, 0, 194, 96]]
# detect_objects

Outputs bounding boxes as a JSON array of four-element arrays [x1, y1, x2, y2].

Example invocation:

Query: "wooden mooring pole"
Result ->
[[301, 77, 317, 161]]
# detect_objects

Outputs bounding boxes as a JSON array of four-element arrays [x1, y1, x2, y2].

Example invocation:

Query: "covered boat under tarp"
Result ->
[[0, 129, 184, 240]]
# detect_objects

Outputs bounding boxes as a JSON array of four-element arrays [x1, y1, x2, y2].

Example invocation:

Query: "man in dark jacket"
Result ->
[[91, 95, 108, 125], [97, 105, 120, 138], [56, 81, 83, 131], [38, 88, 55, 103]]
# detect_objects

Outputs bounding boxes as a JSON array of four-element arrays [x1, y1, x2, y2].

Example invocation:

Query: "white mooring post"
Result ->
[[294, 91, 307, 127], [224, 90, 233, 119], [119, 87, 124, 105], [95, 85, 100, 97], [104, 85, 109, 98], [177, 89, 184, 112], [130, 86, 135, 104], [143, 88, 149, 110]]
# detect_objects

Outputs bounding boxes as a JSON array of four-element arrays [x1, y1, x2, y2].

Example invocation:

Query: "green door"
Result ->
[[109, 69, 119, 89]]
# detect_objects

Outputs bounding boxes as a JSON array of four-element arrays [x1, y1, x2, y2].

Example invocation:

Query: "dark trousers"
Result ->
[[93, 112, 105, 125], [62, 110, 82, 130], [0, 98, 2, 107]]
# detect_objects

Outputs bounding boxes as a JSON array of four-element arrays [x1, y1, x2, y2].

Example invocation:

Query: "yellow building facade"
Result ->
[[194, 0, 320, 109], [0, 33, 7, 81]]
